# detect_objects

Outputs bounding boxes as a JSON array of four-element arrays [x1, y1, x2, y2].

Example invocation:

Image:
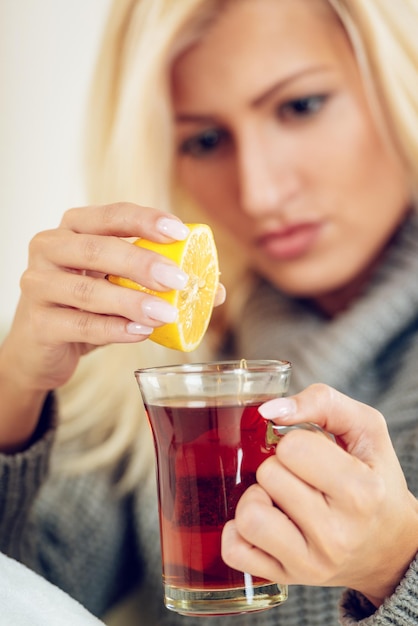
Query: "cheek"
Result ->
[[340, 123, 409, 239], [176, 159, 239, 224], [309, 97, 410, 246], [329, 99, 406, 203]]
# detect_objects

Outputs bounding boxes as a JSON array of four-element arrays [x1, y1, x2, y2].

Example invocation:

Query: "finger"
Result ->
[[222, 520, 288, 583], [223, 485, 307, 581], [259, 383, 389, 458], [27, 231, 188, 293], [22, 269, 178, 327], [59, 202, 189, 241], [256, 450, 330, 537], [260, 429, 382, 515], [213, 283, 226, 307], [31, 306, 154, 346]]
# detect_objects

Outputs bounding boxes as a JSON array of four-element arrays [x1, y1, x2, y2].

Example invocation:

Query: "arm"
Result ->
[[0, 203, 190, 453], [0, 202, 192, 613], [0, 393, 56, 553], [0, 338, 48, 452], [0, 393, 140, 616], [340, 557, 418, 624], [221, 384, 418, 623]]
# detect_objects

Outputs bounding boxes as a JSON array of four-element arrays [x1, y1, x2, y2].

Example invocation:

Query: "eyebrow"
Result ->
[[251, 65, 331, 107], [175, 113, 217, 124], [174, 65, 332, 124]]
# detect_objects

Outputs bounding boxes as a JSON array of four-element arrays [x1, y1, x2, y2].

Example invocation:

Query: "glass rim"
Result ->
[[135, 359, 291, 377]]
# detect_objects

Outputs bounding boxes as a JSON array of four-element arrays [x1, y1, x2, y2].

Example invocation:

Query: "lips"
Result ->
[[256, 222, 322, 261]]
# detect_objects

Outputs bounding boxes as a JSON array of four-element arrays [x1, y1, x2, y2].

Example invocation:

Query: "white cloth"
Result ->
[[0, 552, 104, 626]]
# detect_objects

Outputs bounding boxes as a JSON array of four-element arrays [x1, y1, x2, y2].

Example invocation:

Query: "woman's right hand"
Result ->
[[0, 202, 194, 449]]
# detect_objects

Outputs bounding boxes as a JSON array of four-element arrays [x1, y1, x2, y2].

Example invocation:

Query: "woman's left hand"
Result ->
[[221, 383, 418, 607]]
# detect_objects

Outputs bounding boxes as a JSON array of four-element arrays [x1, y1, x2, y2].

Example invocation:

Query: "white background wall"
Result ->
[[0, 0, 112, 328]]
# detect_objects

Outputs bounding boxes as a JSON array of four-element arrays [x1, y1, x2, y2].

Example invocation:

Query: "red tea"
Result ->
[[145, 399, 277, 591]]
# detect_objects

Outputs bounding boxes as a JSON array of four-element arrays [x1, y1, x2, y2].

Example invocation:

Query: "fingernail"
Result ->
[[142, 297, 178, 323], [259, 397, 297, 420], [156, 218, 190, 240], [151, 262, 189, 290], [126, 323, 154, 335], [213, 283, 226, 307]]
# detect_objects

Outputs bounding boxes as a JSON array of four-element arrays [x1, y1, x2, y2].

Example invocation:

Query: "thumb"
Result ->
[[259, 383, 390, 458]]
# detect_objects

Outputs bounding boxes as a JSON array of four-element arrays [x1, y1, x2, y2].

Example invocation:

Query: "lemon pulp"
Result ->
[[107, 223, 219, 352]]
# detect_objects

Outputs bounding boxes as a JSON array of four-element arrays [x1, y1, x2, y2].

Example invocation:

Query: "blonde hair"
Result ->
[[328, 0, 418, 185], [56, 0, 418, 490]]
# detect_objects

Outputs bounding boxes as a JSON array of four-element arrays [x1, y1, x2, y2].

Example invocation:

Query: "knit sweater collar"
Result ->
[[231, 211, 418, 401]]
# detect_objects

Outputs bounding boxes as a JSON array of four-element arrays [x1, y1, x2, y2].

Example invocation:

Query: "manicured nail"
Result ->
[[151, 262, 188, 290], [213, 283, 226, 307], [142, 297, 178, 323], [126, 323, 154, 335], [156, 217, 190, 240], [258, 397, 297, 420]]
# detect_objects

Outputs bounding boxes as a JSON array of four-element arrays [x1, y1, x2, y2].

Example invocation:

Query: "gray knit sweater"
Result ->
[[2, 214, 418, 625]]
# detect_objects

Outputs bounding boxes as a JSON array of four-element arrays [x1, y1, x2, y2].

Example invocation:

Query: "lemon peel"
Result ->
[[107, 223, 219, 351]]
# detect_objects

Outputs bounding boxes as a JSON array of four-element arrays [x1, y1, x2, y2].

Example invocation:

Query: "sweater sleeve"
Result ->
[[340, 554, 418, 625], [0, 393, 141, 617], [0, 392, 56, 556]]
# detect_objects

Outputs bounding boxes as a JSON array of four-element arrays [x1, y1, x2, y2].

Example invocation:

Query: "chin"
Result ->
[[264, 271, 356, 300]]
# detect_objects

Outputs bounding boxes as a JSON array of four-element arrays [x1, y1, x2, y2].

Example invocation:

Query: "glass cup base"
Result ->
[[164, 581, 288, 616]]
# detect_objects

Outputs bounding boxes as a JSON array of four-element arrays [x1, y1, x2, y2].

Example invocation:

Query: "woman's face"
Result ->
[[171, 0, 410, 308]]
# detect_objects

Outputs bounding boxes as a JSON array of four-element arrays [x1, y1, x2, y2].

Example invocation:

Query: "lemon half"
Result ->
[[107, 223, 219, 352]]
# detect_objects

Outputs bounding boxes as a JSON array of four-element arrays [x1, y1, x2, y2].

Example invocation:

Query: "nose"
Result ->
[[237, 130, 300, 217]]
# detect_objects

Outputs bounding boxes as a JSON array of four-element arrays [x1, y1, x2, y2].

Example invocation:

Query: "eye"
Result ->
[[278, 95, 328, 120], [178, 128, 230, 158]]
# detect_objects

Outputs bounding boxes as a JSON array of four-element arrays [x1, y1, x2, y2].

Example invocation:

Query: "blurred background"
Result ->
[[0, 0, 112, 328]]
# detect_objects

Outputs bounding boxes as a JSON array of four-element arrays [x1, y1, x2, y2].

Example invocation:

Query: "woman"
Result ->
[[1, 0, 418, 624]]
